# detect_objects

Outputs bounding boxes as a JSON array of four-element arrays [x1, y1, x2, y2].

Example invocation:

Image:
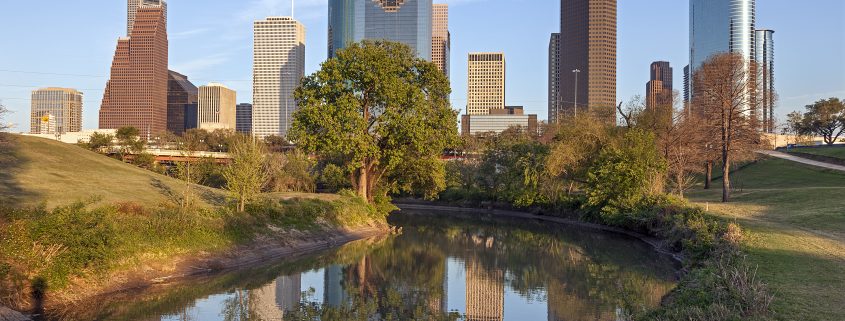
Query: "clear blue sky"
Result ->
[[1, 0, 843, 132]]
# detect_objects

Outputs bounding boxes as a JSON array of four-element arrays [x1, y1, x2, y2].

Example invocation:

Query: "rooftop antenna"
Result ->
[[291, 0, 295, 18]]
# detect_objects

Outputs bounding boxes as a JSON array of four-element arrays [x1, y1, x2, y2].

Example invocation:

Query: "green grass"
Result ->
[[787, 146, 845, 160], [687, 157, 845, 321], [0, 134, 224, 208]]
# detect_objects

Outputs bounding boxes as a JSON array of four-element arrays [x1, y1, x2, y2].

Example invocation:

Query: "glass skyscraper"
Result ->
[[328, 0, 432, 60], [756, 29, 775, 133]]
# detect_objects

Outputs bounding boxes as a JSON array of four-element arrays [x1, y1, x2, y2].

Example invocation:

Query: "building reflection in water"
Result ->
[[248, 273, 302, 320]]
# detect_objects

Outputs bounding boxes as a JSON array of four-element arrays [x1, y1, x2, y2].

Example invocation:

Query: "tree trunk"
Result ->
[[722, 153, 731, 203], [357, 166, 369, 201], [704, 161, 713, 190], [239, 197, 245, 212]]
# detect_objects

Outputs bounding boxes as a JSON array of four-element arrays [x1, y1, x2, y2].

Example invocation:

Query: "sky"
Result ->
[[1, 0, 843, 132]]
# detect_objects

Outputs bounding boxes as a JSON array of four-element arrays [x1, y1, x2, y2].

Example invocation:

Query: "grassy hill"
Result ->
[[688, 157, 845, 321], [0, 134, 224, 208], [787, 146, 845, 161]]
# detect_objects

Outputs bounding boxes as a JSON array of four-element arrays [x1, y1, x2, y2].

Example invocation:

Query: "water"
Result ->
[[52, 212, 678, 321]]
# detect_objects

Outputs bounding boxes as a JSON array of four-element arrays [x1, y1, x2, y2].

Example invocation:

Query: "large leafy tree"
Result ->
[[289, 40, 458, 202], [788, 98, 845, 145]]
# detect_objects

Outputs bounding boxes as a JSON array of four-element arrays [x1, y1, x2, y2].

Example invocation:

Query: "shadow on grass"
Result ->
[[148, 178, 181, 206], [0, 134, 40, 207]]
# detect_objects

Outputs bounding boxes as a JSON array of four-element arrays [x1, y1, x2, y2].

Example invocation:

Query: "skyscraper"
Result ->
[[646, 61, 673, 110], [686, 0, 756, 109], [166, 70, 198, 135], [100, 4, 168, 136], [30, 88, 83, 134], [328, 0, 433, 60], [236, 103, 253, 134], [432, 4, 450, 76], [755, 29, 775, 133], [557, 0, 617, 125], [198, 83, 236, 131], [467, 53, 505, 115], [548, 33, 562, 123], [127, 0, 167, 36], [252, 17, 305, 140]]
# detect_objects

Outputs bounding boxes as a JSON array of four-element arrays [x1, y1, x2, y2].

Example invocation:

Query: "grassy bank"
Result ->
[[688, 157, 845, 321], [785, 146, 845, 160], [0, 134, 392, 311]]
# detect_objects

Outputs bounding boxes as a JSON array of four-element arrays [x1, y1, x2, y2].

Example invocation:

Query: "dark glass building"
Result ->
[[646, 61, 673, 109], [328, 0, 432, 60], [548, 33, 562, 124], [166, 70, 198, 135], [236, 103, 253, 134]]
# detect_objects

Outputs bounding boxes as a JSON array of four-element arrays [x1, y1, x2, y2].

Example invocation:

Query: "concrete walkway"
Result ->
[[758, 150, 845, 172]]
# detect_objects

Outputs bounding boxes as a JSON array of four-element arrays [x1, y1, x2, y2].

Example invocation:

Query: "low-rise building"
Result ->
[[461, 106, 538, 136]]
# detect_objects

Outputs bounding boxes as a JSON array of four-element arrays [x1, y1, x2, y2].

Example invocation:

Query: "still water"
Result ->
[[55, 212, 678, 321]]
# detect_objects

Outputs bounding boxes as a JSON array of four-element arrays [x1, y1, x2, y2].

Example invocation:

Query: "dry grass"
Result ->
[[687, 157, 845, 321]]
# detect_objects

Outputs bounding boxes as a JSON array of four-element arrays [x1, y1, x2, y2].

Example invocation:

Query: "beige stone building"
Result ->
[[467, 53, 505, 115], [198, 83, 236, 131], [432, 4, 450, 76], [30, 88, 83, 134], [253, 17, 305, 139]]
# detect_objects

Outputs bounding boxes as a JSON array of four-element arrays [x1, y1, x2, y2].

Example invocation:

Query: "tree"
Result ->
[[788, 98, 845, 145], [84, 132, 114, 153], [175, 130, 206, 208], [265, 150, 316, 193], [222, 135, 268, 212], [115, 126, 145, 160], [0, 100, 10, 132], [289, 40, 458, 202], [692, 53, 761, 202]]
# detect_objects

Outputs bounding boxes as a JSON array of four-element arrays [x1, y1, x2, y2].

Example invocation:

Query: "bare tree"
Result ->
[[692, 53, 762, 202], [222, 135, 268, 212], [0, 101, 11, 132]]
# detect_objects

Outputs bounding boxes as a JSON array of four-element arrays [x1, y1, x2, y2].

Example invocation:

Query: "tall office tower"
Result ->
[[236, 103, 253, 134], [127, 0, 167, 36], [328, 0, 433, 60], [755, 29, 775, 133], [100, 5, 168, 136], [558, 0, 617, 125], [687, 0, 756, 111], [197, 83, 236, 130], [432, 4, 450, 76], [646, 61, 673, 109], [467, 53, 506, 115], [30, 88, 83, 134], [548, 33, 562, 123], [252, 17, 305, 140], [465, 260, 504, 321], [166, 70, 198, 135]]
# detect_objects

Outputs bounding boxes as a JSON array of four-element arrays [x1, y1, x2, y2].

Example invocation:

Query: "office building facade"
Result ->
[[236, 103, 253, 134], [432, 4, 450, 76], [646, 61, 673, 111], [166, 70, 198, 135], [328, 0, 432, 60], [461, 106, 538, 136], [30, 88, 83, 134], [467, 53, 505, 115], [556, 0, 617, 125], [755, 29, 775, 133], [198, 83, 236, 131], [252, 17, 305, 139], [100, 4, 168, 136], [548, 33, 562, 123], [128, 0, 167, 36]]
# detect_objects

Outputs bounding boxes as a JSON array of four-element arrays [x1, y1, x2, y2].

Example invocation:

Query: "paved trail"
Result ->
[[757, 150, 845, 172]]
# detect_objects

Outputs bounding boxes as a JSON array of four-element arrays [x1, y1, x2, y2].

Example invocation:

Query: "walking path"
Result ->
[[758, 150, 845, 172]]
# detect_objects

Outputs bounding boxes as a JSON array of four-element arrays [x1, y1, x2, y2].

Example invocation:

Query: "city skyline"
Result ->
[[1, 0, 843, 132]]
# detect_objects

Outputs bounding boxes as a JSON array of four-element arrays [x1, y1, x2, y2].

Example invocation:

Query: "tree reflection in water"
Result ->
[[49, 213, 676, 321]]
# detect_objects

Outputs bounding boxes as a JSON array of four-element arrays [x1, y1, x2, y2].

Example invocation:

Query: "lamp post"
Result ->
[[572, 69, 581, 118]]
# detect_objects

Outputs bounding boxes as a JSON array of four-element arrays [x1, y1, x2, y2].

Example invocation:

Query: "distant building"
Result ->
[[548, 33, 562, 123], [461, 107, 538, 136], [127, 0, 167, 36], [756, 29, 775, 133], [432, 4, 450, 76], [646, 61, 673, 120], [467, 53, 505, 115], [328, 0, 433, 60], [30, 87, 83, 134], [556, 0, 617, 125], [166, 70, 198, 135], [686, 0, 755, 112], [23, 129, 117, 145], [100, 3, 168, 137], [197, 83, 236, 131], [236, 103, 253, 134], [253, 17, 305, 139]]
